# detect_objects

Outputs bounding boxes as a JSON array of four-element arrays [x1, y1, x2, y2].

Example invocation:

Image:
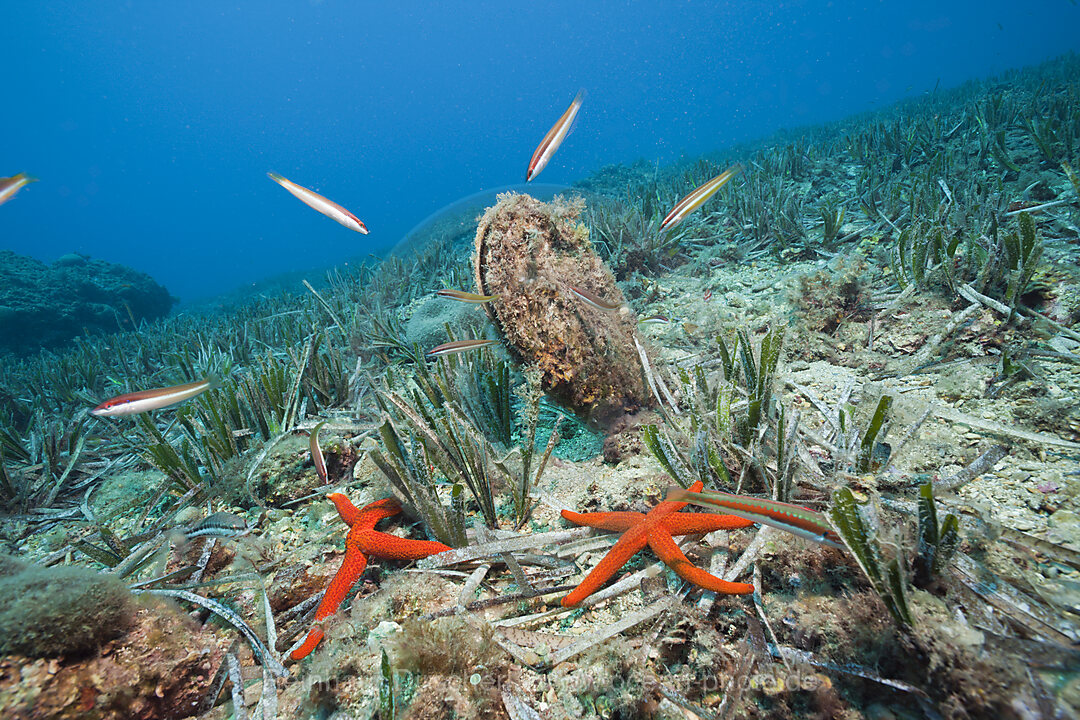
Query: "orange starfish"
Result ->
[[560, 481, 756, 607], [290, 494, 451, 660]]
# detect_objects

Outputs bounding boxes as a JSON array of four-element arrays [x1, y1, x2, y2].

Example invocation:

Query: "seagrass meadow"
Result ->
[[2, 53, 1080, 720]]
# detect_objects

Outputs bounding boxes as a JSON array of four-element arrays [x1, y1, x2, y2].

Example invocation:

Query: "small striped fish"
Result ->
[[267, 172, 368, 234], [90, 376, 221, 417], [0, 173, 37, 207], [310, 421, 328, 483], [527, 89, 585, 182], [426, 338, 498, 357], [437, 289, 500, 304], [660, 165, 742, 231], [567, 284, 623, 312], [185, 511, 250, 540], [666, 487, 844, 548]]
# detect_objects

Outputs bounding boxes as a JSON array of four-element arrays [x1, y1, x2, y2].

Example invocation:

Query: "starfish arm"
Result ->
[[327, 492, 365, 526], [647, 527, 753, 595], [560, 509, 645, 532], [327, 494, 402, 530], [314, 547, 369, 622], [355, 529, 451, 560], [289, 627, 325, 661], [663, 513, 755, 536], [289, 548, 369, 661], [561, 526, 648, 607], [355, 497, 404, 530]]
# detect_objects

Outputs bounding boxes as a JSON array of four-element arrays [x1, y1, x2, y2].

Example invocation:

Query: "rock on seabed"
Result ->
[[0, 250, 174, 356]]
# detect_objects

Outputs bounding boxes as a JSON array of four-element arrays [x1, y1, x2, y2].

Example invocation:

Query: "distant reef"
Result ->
[[0, 250, 175, 356]]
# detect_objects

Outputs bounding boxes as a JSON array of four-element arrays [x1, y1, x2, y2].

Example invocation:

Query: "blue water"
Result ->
[[2, 1, 1077, 303]]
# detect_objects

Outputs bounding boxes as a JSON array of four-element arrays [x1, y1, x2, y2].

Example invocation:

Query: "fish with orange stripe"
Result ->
[[90, 376, 222, 417], [660, 165, 741, 231], [0, 173, 37, 207], [267, 172, 368, 234], [526, 89, 585, 182]]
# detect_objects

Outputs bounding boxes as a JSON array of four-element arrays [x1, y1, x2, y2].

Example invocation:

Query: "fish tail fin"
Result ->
[[665, 487, 691, 503], [267, 171, 284, 183], [169, 529, 192, 555], [566, 88, 586, 137], [20, 173, 39, 184], [206, 373, 225, 391]]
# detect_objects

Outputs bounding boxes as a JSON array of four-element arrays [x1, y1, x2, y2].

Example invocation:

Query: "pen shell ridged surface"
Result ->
[[473, 192, 651, 426]]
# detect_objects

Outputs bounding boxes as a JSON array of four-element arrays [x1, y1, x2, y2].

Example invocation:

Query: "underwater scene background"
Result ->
[[2, 2, 1080, 719]]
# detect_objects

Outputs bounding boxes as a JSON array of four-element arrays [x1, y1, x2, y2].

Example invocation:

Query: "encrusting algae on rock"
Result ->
[[473, 193, 652, 427]]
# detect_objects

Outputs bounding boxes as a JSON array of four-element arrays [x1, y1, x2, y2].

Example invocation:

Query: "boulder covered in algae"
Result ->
[[473, 193, 651, 426], [0, 250, 175, 356], [0, 598, 232, 720]]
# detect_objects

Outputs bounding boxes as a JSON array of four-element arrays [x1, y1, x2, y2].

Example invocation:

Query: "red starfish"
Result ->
[[290, 494, 451, 660], [560, 481, 755, 607]]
